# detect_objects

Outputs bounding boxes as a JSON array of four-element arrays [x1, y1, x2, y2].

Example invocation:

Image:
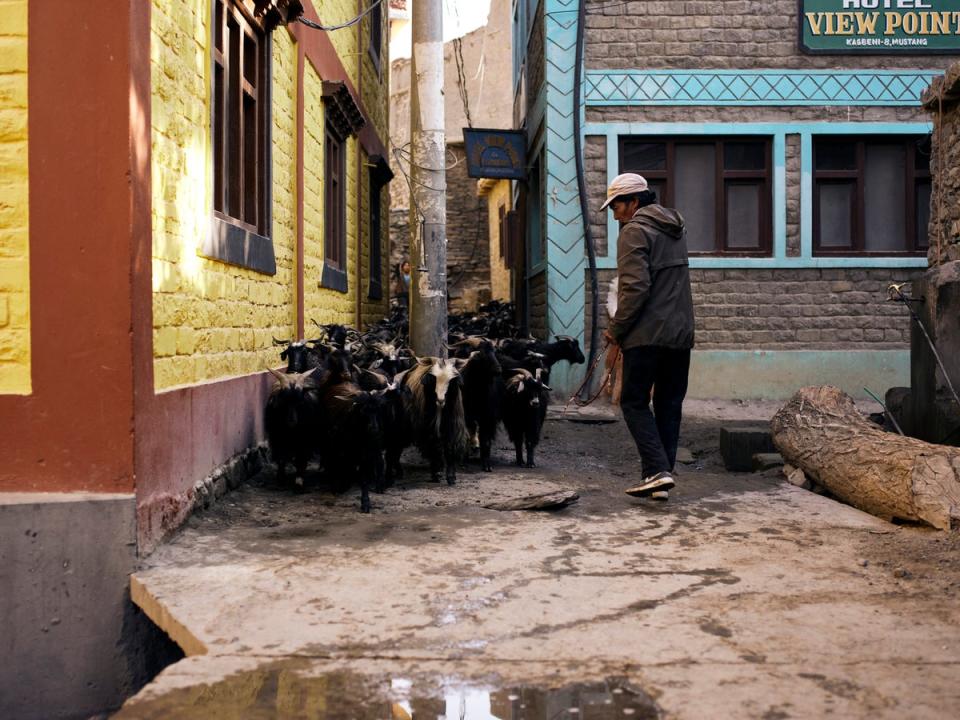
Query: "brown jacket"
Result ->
[[607, 204, 695, 350]]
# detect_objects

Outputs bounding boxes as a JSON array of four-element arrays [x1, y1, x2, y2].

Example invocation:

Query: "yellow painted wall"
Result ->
[[0, 0, 30, 394], [150, 0, 297, 390], [485, 180, 513, 302]]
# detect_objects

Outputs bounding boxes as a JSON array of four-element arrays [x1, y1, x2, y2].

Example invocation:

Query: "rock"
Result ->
[[719, 426, 776, 471], [752, 452, 784, 472], [783, 463, 812, 490], [676, 447, 695, 464], [483, 491, 580, 511]]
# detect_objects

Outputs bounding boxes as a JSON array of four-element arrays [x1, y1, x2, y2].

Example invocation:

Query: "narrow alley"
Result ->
[[119, 401, 960, 719]]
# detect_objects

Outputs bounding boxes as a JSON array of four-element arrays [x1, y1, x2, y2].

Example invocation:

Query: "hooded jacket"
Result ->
[[607, 204, 695, 350]]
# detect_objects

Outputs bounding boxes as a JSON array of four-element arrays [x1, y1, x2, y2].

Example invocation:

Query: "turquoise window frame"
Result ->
[[587, 121, 931, 270]]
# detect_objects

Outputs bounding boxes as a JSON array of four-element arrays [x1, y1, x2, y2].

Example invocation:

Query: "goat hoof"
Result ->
[[446, 477, 456, 486], [525, 462, 536, 468], [431, 474, 442, 483], [360, 504, 371, 514], [483, 465, 492, 472]]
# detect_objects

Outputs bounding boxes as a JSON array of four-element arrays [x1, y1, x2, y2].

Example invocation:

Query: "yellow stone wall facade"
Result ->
[[484, 179, 513, 302], [151, 0, 389, 390], [151, 0, 298, 390], [0, 0, 30, 394]]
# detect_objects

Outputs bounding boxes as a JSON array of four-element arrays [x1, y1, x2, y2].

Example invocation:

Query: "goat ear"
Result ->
[[280, 348, 289, 360], [542, 384, 552, 392], [517, 381, 524, 393]]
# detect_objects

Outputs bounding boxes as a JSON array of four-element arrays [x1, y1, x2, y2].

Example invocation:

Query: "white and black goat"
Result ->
[[456, 340, 503, 472], [502, 368, 550, 468], [399, 357, 469, 484], [264, 367, 324, 490]]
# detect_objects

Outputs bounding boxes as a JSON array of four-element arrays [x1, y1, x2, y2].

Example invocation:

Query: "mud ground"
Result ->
[[119, 400, 960, 719]]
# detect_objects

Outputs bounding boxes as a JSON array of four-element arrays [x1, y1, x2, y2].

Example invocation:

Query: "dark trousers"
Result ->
[[620, 346, 691, 478]]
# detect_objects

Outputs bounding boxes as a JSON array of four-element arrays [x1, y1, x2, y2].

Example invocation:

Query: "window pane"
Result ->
[[864, 144, 906, 252], [916, 180, 931, 250], [726, 183, 760, 249], [675, 144, 716, 252], [724, 142, 765, 171], [227, 16, 241, 217], [243, 93, 257, 225], [915, 137, 931, 173], [647, 180, 665, 206], [815, 141, 856, 171], [622, 142, 666, 172], [818, 182, 853, 248], [213, 63, 224, 212], [243, 32, 257, 86]]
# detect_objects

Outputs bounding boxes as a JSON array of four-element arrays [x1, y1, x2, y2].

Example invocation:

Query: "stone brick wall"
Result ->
[[151, 2, 297, 390], [525, 1, 544, 124], [590, 268, 919, 349], [528, 269, 547, 339], [585, 135, 607, 257], [390, 144, 491, 311], [584, 0, 957, 71], [0, 0, 29, 394], [924, 63, 960, 264]]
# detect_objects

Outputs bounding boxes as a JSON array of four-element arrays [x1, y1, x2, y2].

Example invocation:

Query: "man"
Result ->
[[601, 173, 695, 501]]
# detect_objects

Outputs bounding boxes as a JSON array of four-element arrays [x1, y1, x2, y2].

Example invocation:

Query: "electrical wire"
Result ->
[[297, 0, 384, 32]]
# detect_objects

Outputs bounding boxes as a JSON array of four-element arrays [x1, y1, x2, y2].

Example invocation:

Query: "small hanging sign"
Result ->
[[463, 128, 527, 180]]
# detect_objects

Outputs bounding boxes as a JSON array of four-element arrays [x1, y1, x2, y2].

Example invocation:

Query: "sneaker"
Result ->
[[625, 471, 676, 498], [650, 490, 669, 501]]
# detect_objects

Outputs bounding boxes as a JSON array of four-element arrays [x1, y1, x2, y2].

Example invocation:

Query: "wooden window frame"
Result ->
[[321, 122, 348, 292], [618, 136, 773, 257], [204, 0, 275, 275], [812, 136, 929, 257]]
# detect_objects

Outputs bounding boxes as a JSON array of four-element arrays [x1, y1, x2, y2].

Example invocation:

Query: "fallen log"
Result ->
[[771, 386, 960, 530]]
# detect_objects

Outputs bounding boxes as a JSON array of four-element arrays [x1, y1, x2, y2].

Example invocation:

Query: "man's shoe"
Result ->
[[650, 490, 669, 501], [625, 471, 676, 498]]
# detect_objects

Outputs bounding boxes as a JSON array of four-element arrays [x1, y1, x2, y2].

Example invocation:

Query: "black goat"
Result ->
[[316, 379, 388, 513], [499, 335, 586, 369], [457, 340, 503, 472], [264, 367, 323, 490], [273, 338, 322, 373], [399, 357, 469, 484], [502, 369, 550, 468]]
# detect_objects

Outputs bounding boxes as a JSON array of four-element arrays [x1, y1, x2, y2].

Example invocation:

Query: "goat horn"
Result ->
[[266, 367, 289, 386], [272, 337, 290, 346]]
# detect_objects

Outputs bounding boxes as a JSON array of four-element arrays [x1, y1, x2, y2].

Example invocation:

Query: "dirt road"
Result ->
[[119, 401, 960, 719]]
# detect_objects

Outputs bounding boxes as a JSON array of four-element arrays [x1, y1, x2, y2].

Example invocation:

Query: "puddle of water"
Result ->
[[115, 664, 661, 719]]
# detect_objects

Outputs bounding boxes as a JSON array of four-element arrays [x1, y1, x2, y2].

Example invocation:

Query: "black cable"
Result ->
[[297, 0, 383, 32], [574, 0, 601, 400]]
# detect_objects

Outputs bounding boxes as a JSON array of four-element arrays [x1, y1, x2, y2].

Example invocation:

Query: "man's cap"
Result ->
[[600, 173, 649, 210]]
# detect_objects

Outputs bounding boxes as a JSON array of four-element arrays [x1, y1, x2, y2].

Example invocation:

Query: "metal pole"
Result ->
[[409, 0, 447, 357]]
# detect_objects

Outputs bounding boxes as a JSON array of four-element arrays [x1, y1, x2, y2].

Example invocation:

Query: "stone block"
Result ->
[[752, 452, 784, 472], [720, 426, 776, 472]]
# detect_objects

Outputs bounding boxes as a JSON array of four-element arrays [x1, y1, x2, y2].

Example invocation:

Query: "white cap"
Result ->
[[600, 173, 649, 210]]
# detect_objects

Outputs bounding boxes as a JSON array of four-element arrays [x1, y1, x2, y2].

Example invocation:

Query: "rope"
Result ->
[[563, 339, 619, 411]]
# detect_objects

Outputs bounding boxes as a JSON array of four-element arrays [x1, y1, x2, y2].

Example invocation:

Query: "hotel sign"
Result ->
[[800, 0, 960, 53]]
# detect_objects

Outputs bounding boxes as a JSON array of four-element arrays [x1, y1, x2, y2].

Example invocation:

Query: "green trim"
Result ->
[[591, 121, 932, 269], [688, 349, 910, 400], [584, 69, 940, 107]]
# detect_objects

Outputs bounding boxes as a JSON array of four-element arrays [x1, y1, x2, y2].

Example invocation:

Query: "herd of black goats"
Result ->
[[265, 301, 586, 512]]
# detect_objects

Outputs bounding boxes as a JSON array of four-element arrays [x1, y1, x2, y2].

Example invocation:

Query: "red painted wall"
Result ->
[[0, 2, 139, 493]]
